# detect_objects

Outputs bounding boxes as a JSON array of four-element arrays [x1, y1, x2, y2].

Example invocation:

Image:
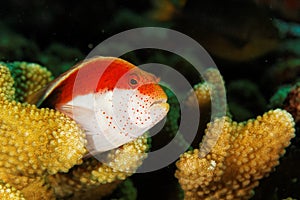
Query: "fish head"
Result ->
[[111, 66, 169, 134]]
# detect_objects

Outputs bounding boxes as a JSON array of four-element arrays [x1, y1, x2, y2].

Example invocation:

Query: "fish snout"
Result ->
[[138, 83, 169, 113]]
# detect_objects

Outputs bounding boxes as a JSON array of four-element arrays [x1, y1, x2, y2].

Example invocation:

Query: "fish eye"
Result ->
[[130, 79, 138, 85], [128, 74, 140, 87]]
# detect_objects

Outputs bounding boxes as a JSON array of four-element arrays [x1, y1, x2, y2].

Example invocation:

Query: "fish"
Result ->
[[28, 56, 169, 156]]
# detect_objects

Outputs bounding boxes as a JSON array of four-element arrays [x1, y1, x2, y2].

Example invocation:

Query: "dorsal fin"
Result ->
[[27, 86, 49, 106], [26, 58, 86, 107], [27, 56, 137, 108]]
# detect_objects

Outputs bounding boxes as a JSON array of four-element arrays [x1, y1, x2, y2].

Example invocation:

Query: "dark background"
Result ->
[[0, 0, 299, 199]]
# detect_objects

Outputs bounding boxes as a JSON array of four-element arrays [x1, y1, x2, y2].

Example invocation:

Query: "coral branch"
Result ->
[[175, 109, 295, 200], [0, 62, 149, 199]]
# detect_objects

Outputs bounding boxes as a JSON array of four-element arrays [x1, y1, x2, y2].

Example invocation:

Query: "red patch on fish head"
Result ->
[[107, 66, 160, 91], [96, 58, 137, 91], [137, 83, 167, 102]]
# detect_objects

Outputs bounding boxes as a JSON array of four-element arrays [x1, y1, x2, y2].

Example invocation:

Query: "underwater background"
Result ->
[[0, 0, 299, 199]]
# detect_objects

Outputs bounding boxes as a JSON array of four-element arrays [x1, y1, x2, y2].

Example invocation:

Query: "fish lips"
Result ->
[[150, 99, 169, 111], [149, 98, 169, 122]]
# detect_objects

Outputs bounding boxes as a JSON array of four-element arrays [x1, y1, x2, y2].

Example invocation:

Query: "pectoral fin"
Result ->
[[59, 104, 99, 133]]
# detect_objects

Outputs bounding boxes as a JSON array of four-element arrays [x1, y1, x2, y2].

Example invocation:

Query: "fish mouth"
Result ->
[[150, 98, 169, 112], [150, 98, 167, 107]]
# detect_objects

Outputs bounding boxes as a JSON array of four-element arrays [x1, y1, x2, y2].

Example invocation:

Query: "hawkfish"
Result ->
[[28, 56, 169, 156]]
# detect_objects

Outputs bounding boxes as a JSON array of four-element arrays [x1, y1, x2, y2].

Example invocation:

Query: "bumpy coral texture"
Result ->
[[184, 68, 228, 148], [48, 135, 148, 199], [185, 68, 227, 119], [3, 61, 53, 102], [0, 181, 25, 200], [185, 82, 211, 109], [0, 63, 86, 199], [175, 109, 295, 200], [0, 63, 149, 199]]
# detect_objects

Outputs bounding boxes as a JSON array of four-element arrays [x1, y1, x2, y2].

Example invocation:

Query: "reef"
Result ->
[[175, 109, 295, 199], [0, 62, 149, 199], [0, 181, 25, 200], [1, 1, 300, 198]]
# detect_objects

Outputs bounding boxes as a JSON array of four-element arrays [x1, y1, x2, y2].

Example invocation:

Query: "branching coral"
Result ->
[[48, 135, 148, 199], [175, 109, 295, 200], [4, 61, 294, 199], [184, 68, 227, 148], [0, 63, 86, 199], [185, 68, 226, 118], [0, 62, 149, 199]]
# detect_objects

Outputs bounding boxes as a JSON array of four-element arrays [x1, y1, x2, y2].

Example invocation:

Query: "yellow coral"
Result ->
[[184, 68, 228, 147], [0, 101, 86, 175], [0, 64, 86, 199], [175, 109, 295, 200], [0, 62, 149, 199], [6, 62, 52, 102], [17, 178, 53, 200], [185, 82, 211, 109], [185, 68, 226, 118], [49, 135, 148, 199], [0, 64, 15, 101], [0, 181, 25, 200]]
